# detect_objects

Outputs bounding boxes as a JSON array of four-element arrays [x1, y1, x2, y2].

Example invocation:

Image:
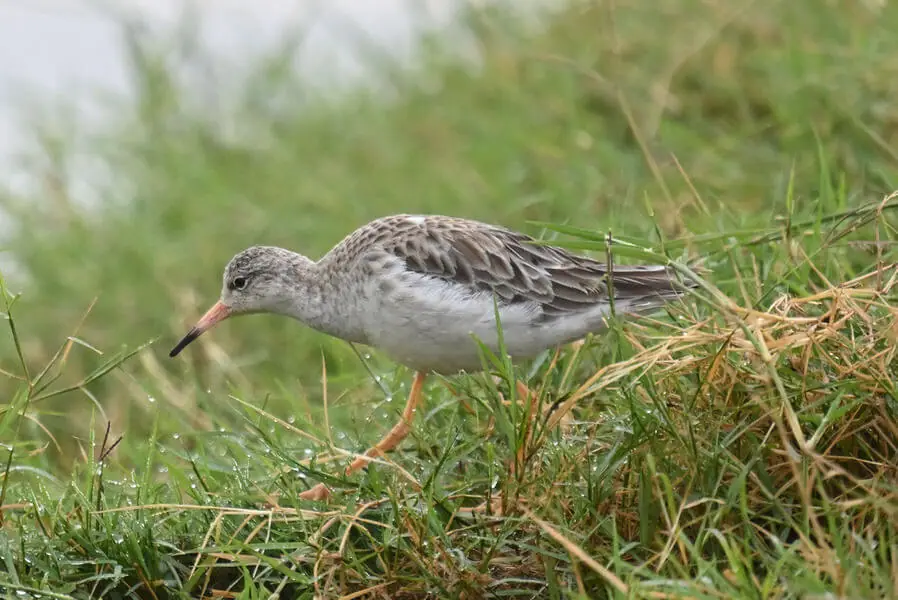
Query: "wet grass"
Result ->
[[2, 0, 898, 597]]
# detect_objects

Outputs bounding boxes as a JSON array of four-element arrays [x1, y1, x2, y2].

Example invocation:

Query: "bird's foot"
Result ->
[[299, 483, 332, 501], [474, 494, 506, 516]]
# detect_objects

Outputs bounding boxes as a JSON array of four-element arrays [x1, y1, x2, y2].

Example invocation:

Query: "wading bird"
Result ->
[[170, 214, 695, 500]]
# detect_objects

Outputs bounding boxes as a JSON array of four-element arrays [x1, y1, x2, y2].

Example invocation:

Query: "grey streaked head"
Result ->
[[169, 245, 311, 357], [221, 246, 310, 315]]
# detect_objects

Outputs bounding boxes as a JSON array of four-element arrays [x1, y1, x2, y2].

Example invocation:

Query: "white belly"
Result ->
[[360, 270, 610, 374]]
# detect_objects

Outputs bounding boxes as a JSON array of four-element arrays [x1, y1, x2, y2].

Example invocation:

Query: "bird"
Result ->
[[169, 214, 696, 501]]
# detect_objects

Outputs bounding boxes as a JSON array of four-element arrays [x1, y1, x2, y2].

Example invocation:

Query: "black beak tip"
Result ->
[[169, 328, 200, 358]]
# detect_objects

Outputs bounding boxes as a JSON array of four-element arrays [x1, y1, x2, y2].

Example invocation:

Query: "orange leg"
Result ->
[[299, 371, 428, 501]]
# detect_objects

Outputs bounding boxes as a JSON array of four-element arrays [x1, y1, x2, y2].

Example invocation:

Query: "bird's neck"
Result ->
[[279, 255, 368, 344]]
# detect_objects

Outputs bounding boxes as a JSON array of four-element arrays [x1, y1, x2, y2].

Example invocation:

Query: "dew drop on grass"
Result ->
[[147, 395, 156, 403], [157, 466, 168, 474], [385, 395, 393, 403], [172, 433, 180, 440], [190, 483, 197, 489], [304, 448, 313, 456], [112, 533, 124, 544], [288, 416, 296, 424]]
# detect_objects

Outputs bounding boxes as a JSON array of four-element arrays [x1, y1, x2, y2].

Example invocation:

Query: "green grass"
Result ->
[[2, 0, 898, 597]]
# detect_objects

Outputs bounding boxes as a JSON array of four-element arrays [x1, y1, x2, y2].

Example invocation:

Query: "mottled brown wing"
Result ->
[[376, 216, 684, 320]]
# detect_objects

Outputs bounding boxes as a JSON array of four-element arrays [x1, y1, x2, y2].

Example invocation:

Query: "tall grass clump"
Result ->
[[2, 0, 898, 597]]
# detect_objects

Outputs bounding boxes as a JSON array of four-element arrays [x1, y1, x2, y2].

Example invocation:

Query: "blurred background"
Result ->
[[1, 0, 897, 469]]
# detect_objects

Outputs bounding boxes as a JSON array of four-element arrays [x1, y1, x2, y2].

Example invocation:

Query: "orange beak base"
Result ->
[[169, 301, 231, 357]]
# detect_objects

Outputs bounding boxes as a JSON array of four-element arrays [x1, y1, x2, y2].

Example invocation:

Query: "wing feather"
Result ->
[[341, 215, 692, 321]]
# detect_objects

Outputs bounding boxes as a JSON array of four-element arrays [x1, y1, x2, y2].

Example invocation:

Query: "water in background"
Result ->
[[0, 0, 466, 185]]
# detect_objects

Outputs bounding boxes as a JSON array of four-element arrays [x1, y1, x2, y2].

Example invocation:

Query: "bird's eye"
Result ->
[[232, 276, 247, 290]]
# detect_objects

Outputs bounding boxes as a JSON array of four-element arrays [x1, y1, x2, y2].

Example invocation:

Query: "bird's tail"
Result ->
[[604, 263, 698, 315]]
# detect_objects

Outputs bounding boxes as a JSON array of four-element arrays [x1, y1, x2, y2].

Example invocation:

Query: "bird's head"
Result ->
[[169, 246, 309, 357]]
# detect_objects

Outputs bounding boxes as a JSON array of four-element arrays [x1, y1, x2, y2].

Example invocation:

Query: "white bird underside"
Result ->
[[362, 267, 673, 373]]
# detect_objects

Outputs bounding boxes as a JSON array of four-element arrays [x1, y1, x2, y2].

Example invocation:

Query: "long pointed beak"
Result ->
[[169, 301, 231, 357]]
